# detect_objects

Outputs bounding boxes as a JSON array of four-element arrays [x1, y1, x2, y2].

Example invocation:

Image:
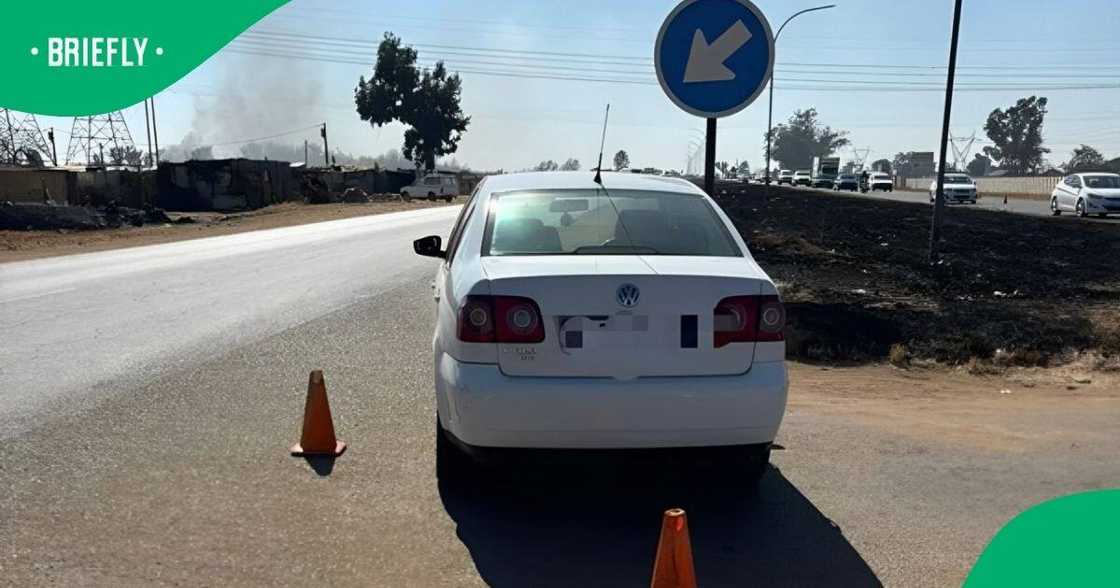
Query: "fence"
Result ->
[[903, 176, 1061, 196]]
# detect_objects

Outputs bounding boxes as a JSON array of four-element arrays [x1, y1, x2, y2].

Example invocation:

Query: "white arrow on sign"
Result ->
[[682, 20, 752, 83]]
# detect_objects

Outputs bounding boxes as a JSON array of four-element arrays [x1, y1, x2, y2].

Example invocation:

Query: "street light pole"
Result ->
[[765, 4, 836, 185]]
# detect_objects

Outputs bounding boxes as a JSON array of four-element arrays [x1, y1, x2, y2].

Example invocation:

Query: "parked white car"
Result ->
[[792, 170, 811, 186], [413, 171, 787, 481], [929, 173, 977, 204], [402, 173, 459, 202], [1051, 172, 1120, 218], [776, 169, 794, 185]]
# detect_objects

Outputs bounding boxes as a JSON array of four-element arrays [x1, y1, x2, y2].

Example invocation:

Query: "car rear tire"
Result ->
[[722, 444, 770, 486], [428, 192, 437, 201], [401, 191, 411, 202], [445, 196, 453, 203], [1076, 199, 1088, 218]]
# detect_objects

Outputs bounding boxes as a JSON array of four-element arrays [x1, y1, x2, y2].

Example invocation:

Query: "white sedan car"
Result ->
[[413, 172, 787, 481], [1051, 172, 1120, 218]]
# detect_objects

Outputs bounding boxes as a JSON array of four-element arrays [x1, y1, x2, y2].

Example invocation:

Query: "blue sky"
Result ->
[[36, 0, 1120, 171]]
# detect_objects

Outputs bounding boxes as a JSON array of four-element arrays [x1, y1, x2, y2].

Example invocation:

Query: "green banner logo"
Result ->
[[965, 489, 1119, 586], [0, 0, 288, 116]]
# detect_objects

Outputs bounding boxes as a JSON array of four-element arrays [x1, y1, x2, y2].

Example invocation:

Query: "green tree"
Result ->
[[613, 149, 629, 171], [355, 33, 470, 172], [534, 160, 558, 171], [983, 96, 1049, 175], [1065, 144, 1106, 172], [764, 108, 849, 170], [109, 145, 144, 167], [560, 158, 581, 171], [871, 158, 892, 173]]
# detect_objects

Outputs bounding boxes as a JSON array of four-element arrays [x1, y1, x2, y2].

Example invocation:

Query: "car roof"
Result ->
[[1078, 172, 1119, 177], [481, 171, 705, 196]]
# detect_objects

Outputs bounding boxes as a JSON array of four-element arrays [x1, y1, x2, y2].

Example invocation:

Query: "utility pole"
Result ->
[[48, 128, 57, 166], [143, 99, 154, 169], [98, 142, 105, 166], [929, 0, 963, 263], [150, 97, 161, 165], [304, 139, 309, 165], [320, 123, 329, 167]]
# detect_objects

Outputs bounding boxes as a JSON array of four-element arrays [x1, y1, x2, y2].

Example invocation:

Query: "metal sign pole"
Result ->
[[704, 118, 716, 195]]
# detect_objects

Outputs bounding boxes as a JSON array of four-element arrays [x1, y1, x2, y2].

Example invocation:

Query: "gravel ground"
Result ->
[[4, 276, 1117, 587]]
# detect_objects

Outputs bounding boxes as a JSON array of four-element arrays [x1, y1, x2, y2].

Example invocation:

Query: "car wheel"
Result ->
[[401, 191, 411, 202], [1076, 199, 1088, 218], [1050, 197, 1061, 215], [722, 444, 770, 487], [1098, 213, 1108, 219], [428, 192, 437, 201], [445, 196, 453, 203]]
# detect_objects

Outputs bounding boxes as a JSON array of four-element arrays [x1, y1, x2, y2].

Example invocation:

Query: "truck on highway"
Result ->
[[811, 157, 841, 188]]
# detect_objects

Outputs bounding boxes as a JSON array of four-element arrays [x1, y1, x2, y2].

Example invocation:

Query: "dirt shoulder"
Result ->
[[787, 360, 1119, 453], [0, 199, 458, 263]]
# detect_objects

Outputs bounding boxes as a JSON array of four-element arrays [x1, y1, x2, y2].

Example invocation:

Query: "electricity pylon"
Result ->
[[1, 109, 56, 166], [949, 131, 977, 172], [65, 111, 136, 165]]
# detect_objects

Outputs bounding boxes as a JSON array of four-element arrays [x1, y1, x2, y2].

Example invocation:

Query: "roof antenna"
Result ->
[[593, 103, 610, 185]]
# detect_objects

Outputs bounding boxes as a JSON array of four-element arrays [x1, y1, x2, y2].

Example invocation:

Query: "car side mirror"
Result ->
[[413, 235, 445, 259]]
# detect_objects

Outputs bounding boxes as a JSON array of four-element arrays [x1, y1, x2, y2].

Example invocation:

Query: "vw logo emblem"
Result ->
[[616, 284, 640, 308]]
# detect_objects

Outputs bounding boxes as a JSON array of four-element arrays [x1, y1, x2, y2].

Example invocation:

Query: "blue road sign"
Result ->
[[655, 0, 774, 118]]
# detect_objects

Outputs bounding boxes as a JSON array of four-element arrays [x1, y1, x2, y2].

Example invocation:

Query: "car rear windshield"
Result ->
[[1084, 175, 1120, 189], [945, 175, 973, 184], [483, 189, 742, 257]]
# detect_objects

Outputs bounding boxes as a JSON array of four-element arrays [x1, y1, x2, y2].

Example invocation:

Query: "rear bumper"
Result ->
[[435, 353, 788, 449]]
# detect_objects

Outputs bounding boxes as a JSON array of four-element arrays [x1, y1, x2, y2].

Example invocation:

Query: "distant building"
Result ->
[[155, 158, 296, 211]]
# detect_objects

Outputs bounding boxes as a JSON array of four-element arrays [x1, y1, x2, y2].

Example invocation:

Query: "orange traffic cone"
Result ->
[[650, 508, 698, 588], [290, 370, 346, 457]]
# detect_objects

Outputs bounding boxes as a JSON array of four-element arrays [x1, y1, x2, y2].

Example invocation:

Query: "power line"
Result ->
[[233, 38, 1120, 81], [223, 45, 1120, 93], [203, 123, 326, 147]]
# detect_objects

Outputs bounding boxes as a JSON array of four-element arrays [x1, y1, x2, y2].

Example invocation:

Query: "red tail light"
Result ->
[[714, 295, 785, 347], [458, 295, 545, 343]]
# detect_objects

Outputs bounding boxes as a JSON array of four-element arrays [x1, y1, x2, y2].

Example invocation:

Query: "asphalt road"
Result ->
[[2, 206, 1117, 586], [0, 205, 460, 438]]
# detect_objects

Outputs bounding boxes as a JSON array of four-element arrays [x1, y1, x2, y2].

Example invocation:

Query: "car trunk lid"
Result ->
[[481, 256, 766, 378]]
